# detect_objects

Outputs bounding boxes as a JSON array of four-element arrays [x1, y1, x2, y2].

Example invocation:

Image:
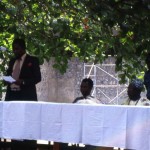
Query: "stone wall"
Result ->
[[37, 57, 128, 104], [37, 58, 84, 103]]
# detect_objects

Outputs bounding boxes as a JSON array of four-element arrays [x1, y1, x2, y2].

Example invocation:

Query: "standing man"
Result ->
[[4, 38, 41, 150], [5, 38, 41, 101]]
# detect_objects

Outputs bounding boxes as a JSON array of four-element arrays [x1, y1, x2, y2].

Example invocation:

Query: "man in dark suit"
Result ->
[[5, 38, 41, 101], [4, 38, 41, 150]]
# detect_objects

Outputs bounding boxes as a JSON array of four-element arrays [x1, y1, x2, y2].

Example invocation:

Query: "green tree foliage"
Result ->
[[0, 0, 150, 84]]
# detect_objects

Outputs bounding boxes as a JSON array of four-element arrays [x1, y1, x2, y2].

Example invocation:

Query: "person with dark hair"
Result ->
[[72, 78, 113, 150], [73, 78, 101, 104], [4, 38, 41, 101], [120, 79, 150, 149], [4, 38, 41, 150], [144, 53, 150, 100], [122, 79, 149, 106]]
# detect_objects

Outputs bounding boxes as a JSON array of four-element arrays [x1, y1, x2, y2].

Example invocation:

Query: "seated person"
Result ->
[[122, 78, 150, 106], [73, 78, 113, 150], [73, 78, 101, 104]]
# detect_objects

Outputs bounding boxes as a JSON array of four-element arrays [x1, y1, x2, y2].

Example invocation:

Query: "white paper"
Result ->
[[3, 76, 16, 83]]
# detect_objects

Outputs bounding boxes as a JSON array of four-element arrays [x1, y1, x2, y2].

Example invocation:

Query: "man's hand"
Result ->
[[14, 79, 23, 85]]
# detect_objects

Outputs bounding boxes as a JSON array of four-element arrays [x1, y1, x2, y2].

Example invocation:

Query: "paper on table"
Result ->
[[3, 76, 16, 83]]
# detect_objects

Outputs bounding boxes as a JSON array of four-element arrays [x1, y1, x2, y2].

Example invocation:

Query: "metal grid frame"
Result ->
[[83, 62, 128, 104]]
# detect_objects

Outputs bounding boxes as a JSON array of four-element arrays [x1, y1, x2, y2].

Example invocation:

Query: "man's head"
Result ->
[[12, 38, 26, 59], [80, 78, 93, 98], [146, 53, 150, 70], [127, 79, 143, 101]]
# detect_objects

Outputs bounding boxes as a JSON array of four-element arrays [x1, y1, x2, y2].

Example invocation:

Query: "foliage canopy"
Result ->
[[0, 0, 150, 85]]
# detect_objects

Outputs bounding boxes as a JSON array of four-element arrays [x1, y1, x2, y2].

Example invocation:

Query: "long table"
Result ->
[[0, 101, 150, 150]]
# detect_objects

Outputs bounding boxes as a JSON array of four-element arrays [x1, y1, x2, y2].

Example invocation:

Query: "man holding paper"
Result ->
[[4, 38, 41, 101], [3, 38, 41, 150]]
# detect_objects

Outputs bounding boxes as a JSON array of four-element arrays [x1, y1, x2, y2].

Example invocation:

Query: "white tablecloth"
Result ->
[[0, 101, 150, 150]]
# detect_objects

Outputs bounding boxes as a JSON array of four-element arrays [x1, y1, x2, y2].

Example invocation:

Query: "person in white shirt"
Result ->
[[73, 78, 113, 150], [73, 78, 101, 104], [122, 78, 150, 106]]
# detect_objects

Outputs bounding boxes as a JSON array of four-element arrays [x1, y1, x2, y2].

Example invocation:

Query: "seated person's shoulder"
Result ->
[[87, 96, 102, 104], [76, 96, 102, 104], [76, 99, 101, 104], [141, 97, 150, 106], [73, 97, 84, 103]]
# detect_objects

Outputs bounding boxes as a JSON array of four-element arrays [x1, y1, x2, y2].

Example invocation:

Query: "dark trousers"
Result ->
[[59, 143, 97, 150], [11, 140, 37, 150]]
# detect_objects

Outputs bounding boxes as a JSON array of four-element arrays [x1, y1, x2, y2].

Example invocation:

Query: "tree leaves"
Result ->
[[0, 0, 150, 83]]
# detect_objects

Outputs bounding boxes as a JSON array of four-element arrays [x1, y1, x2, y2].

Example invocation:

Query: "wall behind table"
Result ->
[[36, 58, 84, 103], [36, 57, 128, 104]]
